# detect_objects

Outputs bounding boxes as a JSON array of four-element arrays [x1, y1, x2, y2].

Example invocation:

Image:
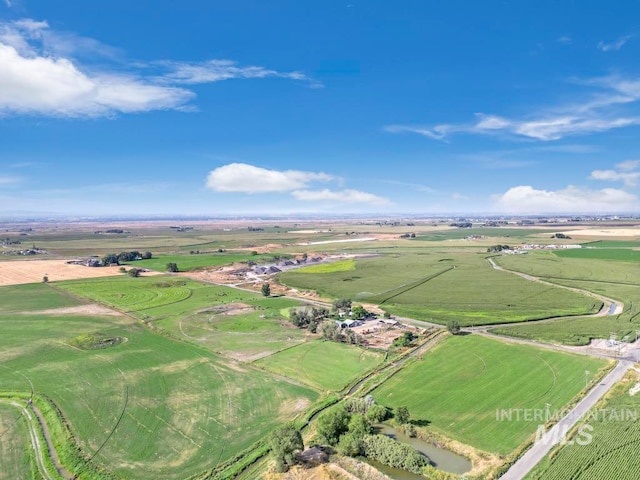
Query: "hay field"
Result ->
[[0, 260, 129, 286]]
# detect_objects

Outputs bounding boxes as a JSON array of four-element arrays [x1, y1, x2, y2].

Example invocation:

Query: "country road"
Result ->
[[500, 360, 633, 480]]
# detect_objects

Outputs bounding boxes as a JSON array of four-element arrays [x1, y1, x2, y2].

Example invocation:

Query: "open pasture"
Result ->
[[0, 260, 125, 286], [132, 252, 283, 272], [554, 248, 640, 262], [0, 283, 318, 479], [256, 340, 384, 392], [0, 403, 34, 480], [526, 371, 640, 480], [372, 334, 608, 455], [280, 252, 599, 326]]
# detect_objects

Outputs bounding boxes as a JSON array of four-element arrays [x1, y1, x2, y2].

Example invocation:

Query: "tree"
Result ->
[[365, 404, 389, 423], [332, 298, 352, 312], [319, 321, 343, 342], [102, 253, 119, 266], [127, 268, 141, 278], [393, 331, 416, 348], [261, 283, 271, 297], [396, 406, 410, 425], [447, 319, 461, 335], [142, 251, 152, 259], [42, 275, 48, 283], [166, 262, 179, 273], [351, 305, 368, 320], [268, 423, 303, 473], [317, 408, 351, 446]]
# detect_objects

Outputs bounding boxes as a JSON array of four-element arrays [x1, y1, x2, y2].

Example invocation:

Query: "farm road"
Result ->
[[499, 360, 633, 480]]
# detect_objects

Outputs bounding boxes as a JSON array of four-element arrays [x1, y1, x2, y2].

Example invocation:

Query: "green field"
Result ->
[[491, 253, 640, 344], [294, 258, 356, 273], [256, 340, 384, 391], [554, 248, 640, 262], [133, 252, 281, 272], [0, 283, 318, 479], [582, 240, 640, 248], [0, 403, 34, 480], [411, 227, 555, 241], [526, 372, 640, 480], [57, 276, 309, 359], [280, 252, 600, 326], [371, 335, 608, 455]]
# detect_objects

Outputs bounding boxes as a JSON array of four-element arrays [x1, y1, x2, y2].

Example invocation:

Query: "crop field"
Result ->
[[0, 403, 34, 480], [582, 240, 640, 248], [371, 335, 608, 455], [280, 252, 599, 325], [411, 227, 557, 241], [132, 252, 282, 272], [294, 258, 356, 273], [491, 253, 640, 344], [256, 340, 384, 391], [492, 281, 640, 345], [57, 276, 309, 359], [554, 248, 640, 262], [0, 283, 318, 479], [525, 371, 640, 480]]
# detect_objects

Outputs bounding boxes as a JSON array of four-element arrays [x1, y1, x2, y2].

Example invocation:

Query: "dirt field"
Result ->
[[0, 260, 158, 286], [561, 228, 640, 237]]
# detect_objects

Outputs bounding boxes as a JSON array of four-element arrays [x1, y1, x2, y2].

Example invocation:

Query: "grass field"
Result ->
[[0, 403, 34, 480], [256, 340, 384, 391], [525, 371, 640, 480], [491, 253, 640, 344], [411, 227, 555, 241], [0, 283, 318, 479], [582, 240, 640, 248], [371, 335, 608, 455], [554, 248, 640, 262], [293, 258, 356, 273], [132, 252, 281, 272], [57, 276, 309, 359], [280, 252, 599, 325]]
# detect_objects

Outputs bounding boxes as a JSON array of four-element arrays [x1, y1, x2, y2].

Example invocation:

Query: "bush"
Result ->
[[361, 434, 429, 474]]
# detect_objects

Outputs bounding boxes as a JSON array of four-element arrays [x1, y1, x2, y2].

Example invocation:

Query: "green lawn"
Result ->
[[256, 340, 384, 391], [280, 252, 599, 326], [371, 335, 608, 455], [526, 372, 640, 480], [0, 283, 318, 480]]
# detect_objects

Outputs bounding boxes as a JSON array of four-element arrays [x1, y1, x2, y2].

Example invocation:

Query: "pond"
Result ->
[[367, 424, 472, 478]]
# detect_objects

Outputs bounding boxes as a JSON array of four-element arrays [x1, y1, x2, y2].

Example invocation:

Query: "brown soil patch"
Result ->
[[198, 302, 255, 316], [236, 243, 284, 253], [0, 259, 161, 286]]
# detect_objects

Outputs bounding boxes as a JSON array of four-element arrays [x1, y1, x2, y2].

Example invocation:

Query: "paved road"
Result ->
[[500, 360, 633, 480]]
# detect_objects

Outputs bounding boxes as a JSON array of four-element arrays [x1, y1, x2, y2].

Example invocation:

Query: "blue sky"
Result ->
[[1, 0, 640, 216]]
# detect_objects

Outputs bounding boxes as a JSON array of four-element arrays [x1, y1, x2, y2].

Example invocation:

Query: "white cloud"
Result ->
[[206, 163, 334, 193], [386, 76, 640, 142], [494, 185, 637, 213], [0, 18, 317, 117], [291, 189, 390, 205], [159, 60, 317, 86], [590, 160, 640, 187], [557, 36, 572, 44], [598, 35, 633, 52], [616, 159, 640, 171]]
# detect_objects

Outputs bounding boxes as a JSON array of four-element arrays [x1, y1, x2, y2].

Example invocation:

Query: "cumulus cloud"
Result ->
[[206, 163, 389, 206], [494, 185, 637, 213], [590, 160, 640, 187], [206, 163, 334, 193], [291, 189, 390, 205], [386, 76, 640, 142], [598, 35, 633, 52], [0, 18, 316, 117]]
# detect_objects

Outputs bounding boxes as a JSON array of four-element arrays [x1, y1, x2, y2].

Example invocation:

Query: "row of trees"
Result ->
[[102, 251, 152, 266]]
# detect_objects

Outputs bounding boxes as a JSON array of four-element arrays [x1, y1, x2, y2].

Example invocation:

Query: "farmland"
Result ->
[[0, 283, 318, 479], [256, 340, 384, 391], [0, 403, 34, 480], [0, 260, 124, 286], [56, 276, 309, 359], [371, 335, 608, 454], [525, 370, 640, 480], [132, 252, 282, 272], [491, 253, 640, 344], [280, 251, 600, 325], [554, 248, 640, 262]]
